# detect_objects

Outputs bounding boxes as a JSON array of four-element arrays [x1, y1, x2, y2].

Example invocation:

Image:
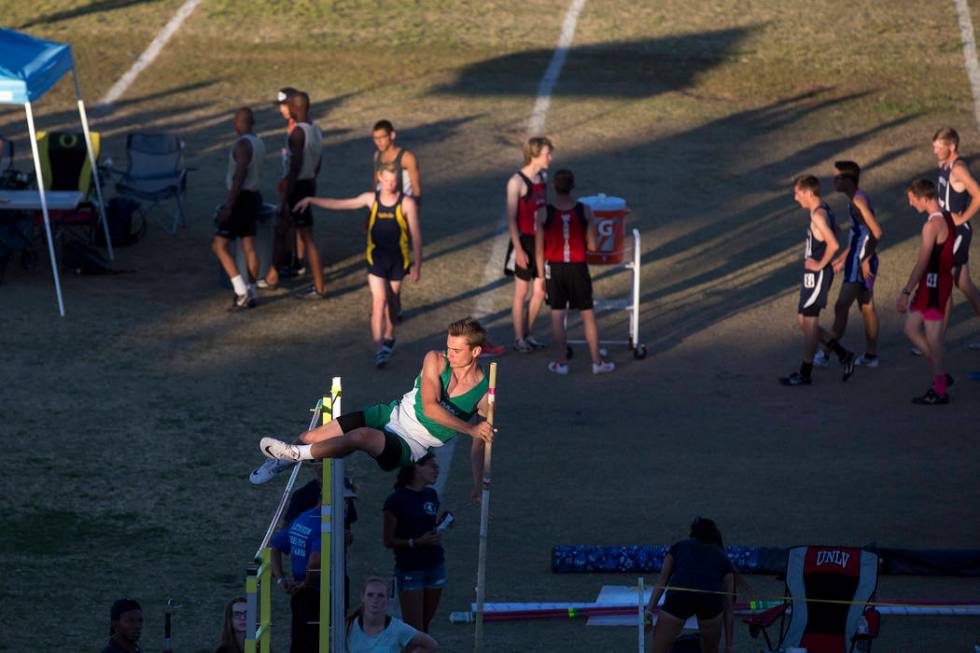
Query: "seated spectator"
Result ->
[[215, 596, 247, 653], [346, 576, 437, 652], [271, 498, 322, 653], [102, 599, 143, 653], [382, 454, 449, 633], [645, 518, 736, 653]]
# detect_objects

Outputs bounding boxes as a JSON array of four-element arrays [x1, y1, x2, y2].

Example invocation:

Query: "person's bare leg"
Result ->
[[421, 587, 442, 633], [581, 309, 602, 364], [299, 227, 325, 294], [367, 274, 387, 348], [650, 611, 685, 653], [384, 279, 402, 340], [512, 277, 530, 341], [299, 419, 345, 444], [399, 589, 424, 631], [830, 284, 859, 341], [212, 235, 239, 279], [551, 309, 568, 364], [903, 313, 932, 360], [924, 319, 945, 379], [241, 236, 259, 283], [526, 277, 546, 338], [308, 427, 385, 459], [696, 613, 724, 653], [858, 295, 879, 356], [295, 230, 306, 270], [955, 263, 980, 316]]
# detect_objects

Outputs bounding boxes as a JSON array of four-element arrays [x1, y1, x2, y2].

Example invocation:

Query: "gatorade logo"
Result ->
[[926, 273, 938, 288], [596, 219, 614, 252]]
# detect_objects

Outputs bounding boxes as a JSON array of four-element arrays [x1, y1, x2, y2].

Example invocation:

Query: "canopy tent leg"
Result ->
[[72, 70, 113, 260], [24, 101, 65, 317]]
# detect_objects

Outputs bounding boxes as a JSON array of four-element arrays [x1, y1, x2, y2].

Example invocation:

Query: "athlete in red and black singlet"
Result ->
[[516, 172, 547, 236], [937, 157, 973, 266], [911, 210, 956, 316], [543, 203, 588, 263]]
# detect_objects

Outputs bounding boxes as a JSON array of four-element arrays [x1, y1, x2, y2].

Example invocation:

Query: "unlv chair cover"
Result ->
[[115, 132, 188, 235], [745, 545, 880, 653]]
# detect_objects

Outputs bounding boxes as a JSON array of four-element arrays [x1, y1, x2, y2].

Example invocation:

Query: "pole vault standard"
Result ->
[[473, 362, 497, 653], [319, 377, 345, 653]]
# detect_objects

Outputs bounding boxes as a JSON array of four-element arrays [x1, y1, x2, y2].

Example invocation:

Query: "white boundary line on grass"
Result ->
[[953, 0, 980, 131], [433, 0, 588, 497], [98, 0, 204, 107]]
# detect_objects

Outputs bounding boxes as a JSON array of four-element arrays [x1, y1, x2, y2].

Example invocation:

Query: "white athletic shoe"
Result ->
[[910, 346, 923, 356], [525, 335, 547, 350], [813, 350, 830, 367], [592, 361, 616, 375], [967, 341, 980, 351], [260, 437, 304, 461], [547, 361, 569, 375], [249, 457, 295, 485], [854, 354, 879, 368]]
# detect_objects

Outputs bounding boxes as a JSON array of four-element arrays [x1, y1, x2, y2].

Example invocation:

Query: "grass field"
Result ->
[[1, 1, 979, 651]]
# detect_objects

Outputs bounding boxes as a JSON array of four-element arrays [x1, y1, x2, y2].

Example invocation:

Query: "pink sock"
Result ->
[[934, 373, 947, 396]]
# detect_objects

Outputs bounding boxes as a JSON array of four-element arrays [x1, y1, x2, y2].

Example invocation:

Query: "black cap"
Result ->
[[275, 87, 300, 105]]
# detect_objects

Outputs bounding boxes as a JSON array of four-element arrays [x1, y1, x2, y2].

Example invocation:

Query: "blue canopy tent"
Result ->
[[0, 28, 112, 316]]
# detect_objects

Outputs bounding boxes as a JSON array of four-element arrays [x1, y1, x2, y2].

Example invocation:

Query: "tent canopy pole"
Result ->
[[72, 70, 112, 260]]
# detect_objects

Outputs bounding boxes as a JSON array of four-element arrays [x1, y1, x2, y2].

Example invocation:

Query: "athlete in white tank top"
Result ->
[[227, 133, 265, 191]]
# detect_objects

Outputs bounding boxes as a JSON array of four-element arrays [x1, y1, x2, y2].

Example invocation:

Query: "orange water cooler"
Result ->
[[580, 193, 629, 265]]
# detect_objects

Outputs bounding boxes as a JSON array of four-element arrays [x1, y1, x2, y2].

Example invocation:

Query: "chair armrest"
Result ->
[[743, 603, 787, 628]]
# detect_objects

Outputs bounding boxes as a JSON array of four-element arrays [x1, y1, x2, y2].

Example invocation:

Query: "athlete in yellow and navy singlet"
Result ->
[[367, 190, 411, 280]]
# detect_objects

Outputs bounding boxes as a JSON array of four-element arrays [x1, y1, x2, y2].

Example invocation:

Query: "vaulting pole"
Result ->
[[473, 362, 497, 653]]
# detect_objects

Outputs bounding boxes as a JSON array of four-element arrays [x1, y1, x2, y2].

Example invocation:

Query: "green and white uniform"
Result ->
[[364, 355, 489, 465]]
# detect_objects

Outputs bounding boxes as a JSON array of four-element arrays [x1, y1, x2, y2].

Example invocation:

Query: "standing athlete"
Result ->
[[262, 87, 299, 289], [898, 179, 956, 405], [933, 128, 980, 338], [372, 120, 422, 204], [534, 168, 615, 375], [815, 161, 883, 367], [212, 108, 265, 311], [506, 137, 552, 352], [255, 318, 495, 501], [294, 162, 422, 367], [780, 175, 854, 385], [284, 92, 326, 299]]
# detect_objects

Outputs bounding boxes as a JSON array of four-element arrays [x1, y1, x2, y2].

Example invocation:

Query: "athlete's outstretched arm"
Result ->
[[293, 192, 374, 214], [952, 161, 980, 225], [404, 196, 423, 283], [418, 352, 494, 442]]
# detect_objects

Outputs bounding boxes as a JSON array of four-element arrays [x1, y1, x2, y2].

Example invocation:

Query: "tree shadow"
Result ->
[[432, 27, 758, 99], [19, 0, 160, 29]]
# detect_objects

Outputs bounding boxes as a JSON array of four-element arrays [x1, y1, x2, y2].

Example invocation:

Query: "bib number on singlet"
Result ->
[[926, 272, 938, 288], [803, 273, 816, 289]]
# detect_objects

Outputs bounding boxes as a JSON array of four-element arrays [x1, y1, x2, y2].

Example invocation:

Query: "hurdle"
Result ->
[[244, 378, 346, 653]]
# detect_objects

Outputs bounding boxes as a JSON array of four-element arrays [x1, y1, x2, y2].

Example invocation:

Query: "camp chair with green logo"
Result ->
[[33, 130, 107, 243]]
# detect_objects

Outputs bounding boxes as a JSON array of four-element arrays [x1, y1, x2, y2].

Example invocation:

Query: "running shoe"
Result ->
[[525, 335, 547, 350], [854, 354, 879, 367], [374, 347, 392, 369], [256, 279, 278, 290], [813, 350, 830, 367], [260, 437, 304, 461], [840, 352, 856, 382], [297, 288, 326, 301], [228, 293, 255, 312], [911, 388, 949, 405], [968, 371, 980, 381], [592, 361, 616, 375], [910, 346, 923, 356], [547, 361, 569, 375], [967, 342, 980, 351], [479, 340, 506, 358], [383, 338, 397, 352], [514, 338, 534, 353], [249, 457, 295, 485], [779, 372, 812, 386]]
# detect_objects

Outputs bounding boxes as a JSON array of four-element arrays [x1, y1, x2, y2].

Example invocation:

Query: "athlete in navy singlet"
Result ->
[[932, 127, 980, 332], [780, 176, 847, 386], [294, 162, 422, 368], [898, 179, 955, 405]]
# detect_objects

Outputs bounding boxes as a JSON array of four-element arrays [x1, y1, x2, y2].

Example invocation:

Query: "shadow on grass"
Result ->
[[19, 0, 160, 29]]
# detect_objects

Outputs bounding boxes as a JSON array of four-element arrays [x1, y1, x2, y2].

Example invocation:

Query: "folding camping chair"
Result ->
[[114, 132, 188, 235], [32, 130, 107, 245], [744, 545, 881, 653]]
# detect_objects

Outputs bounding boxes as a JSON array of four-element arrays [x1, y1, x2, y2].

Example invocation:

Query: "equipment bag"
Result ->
[[95, 197, 146, 248]]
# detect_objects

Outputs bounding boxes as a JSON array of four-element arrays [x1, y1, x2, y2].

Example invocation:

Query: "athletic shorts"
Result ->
[[368, 248, 409, 281], [361, 403, 415, 471], [545, 262, 594, 310], [798, 267, 833, 317], [514, 234, 538, 281], [289, 179, 317, 228], [953, 222, 972, 267], [215, 190, 261, 239], [661, 590, 723, 622], [395, 563, 446, 592], [913, 307, 945, 321]]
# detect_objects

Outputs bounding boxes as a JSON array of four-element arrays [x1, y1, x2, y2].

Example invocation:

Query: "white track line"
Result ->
[[435, 0, 588, 497], [953, 0, 980, 132], [98, 0, 204, 107]]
